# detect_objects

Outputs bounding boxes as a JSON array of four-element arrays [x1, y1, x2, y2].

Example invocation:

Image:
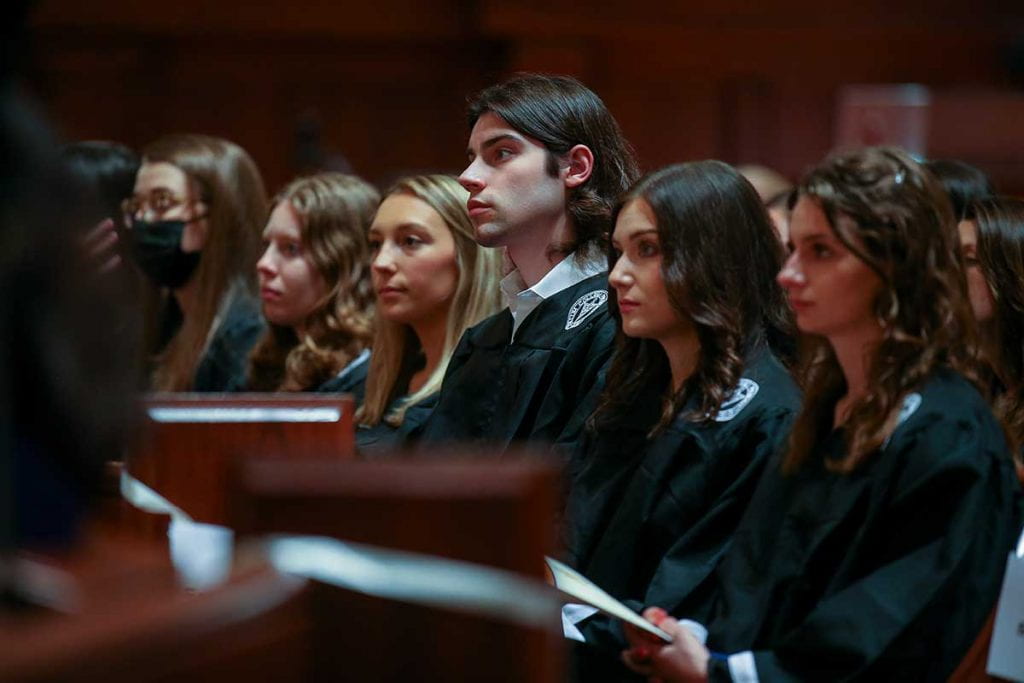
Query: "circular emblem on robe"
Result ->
[[565, 290, 608, 330], [896, 392, 922, 425], [713, 378, 760, 422], [882, 392, 923, 449]]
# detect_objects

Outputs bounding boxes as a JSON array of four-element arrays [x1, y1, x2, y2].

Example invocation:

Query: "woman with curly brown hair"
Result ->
[[243, 173, 378, 391], [563, 161, 800, 680], [620, 148, 1022, 683]]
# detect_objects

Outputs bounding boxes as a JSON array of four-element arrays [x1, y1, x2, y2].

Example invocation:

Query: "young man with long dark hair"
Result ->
[[418, 73, 639, 452]]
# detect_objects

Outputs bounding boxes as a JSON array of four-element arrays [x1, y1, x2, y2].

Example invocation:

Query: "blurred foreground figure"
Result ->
[[0, 87, 139, 566]]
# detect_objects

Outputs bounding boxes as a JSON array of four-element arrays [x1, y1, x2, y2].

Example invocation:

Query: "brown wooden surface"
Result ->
[[307, 579, 563, 682], [1, 531, 563, 681], [230, 456, 559, 579], [23, 1, 1024, 193], [126, 393, 355, 525], [0, 561, 313, 682]]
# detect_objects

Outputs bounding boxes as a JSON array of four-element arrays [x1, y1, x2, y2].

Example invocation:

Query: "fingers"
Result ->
[[621, 645, 653, 676], [83, 218, 117, 253], [97, 253, 123, 274], [81, 218, 123, 275]]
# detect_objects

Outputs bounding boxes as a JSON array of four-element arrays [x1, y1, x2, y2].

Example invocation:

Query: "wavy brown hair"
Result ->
[[783, 147, 984, 475], [247, 173, 378, 391], [144, 134, 267, 391], [972, 197, 1024, 461], [589, 161, 795, 435]]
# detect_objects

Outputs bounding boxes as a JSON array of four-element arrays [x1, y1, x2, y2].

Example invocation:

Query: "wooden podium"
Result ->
[[125, 393, 356, 525]]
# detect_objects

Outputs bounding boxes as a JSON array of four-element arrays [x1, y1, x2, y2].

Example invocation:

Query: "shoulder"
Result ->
[[892, 370, 995, 438], [317, 350, 370, 394], [216, 288, 265, 345], [701, 348, 801, 429], [885, 369, 1008, 478]]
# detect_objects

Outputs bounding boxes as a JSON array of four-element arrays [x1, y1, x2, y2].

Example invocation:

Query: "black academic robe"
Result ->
[[192, 288, 265, 392], [320, 348, 435, 456], [566, 347, 801, 679], [417, 272, 615, 455], [689, 369, 1022, 682]]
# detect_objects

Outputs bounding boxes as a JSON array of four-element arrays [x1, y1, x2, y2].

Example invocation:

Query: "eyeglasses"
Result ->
[[121, 189, 202, 221]]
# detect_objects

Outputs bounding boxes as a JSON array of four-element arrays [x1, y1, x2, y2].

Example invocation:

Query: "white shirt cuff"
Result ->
[[727, 650, 759, 683], [561, 603, 600, 642]]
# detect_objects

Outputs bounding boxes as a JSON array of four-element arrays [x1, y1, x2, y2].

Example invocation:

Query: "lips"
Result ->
[[789, 297, 813, 311], [467, 198, 493, 218], [377, 285, 405, 298], [260, 287, 282, 302], [618, 298, 640, 314]]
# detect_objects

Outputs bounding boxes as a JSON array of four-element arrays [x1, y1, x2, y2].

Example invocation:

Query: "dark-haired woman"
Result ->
[[125, 134, 268, 391], [244, 173, 377, 392], [621, 148, 1022, 682], [563, 161, 800, 679], [960, 197, 1024, 477]]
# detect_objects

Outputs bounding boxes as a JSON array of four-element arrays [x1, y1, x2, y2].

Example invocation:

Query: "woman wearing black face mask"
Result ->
[[123, 134, 268, 391]]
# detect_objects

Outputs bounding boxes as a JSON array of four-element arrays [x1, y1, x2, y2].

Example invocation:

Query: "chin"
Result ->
[[473, 223, 509, 248]]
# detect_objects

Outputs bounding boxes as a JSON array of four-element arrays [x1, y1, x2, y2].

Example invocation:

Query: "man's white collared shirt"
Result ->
[[499, 254, 605, 340]]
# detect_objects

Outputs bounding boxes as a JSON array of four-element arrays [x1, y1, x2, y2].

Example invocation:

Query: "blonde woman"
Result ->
[[322, 174, 502, 453], [244, 173, 378, 391]]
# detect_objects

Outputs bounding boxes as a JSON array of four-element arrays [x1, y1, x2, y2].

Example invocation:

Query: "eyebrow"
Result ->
[[611, 228, 658, 247], [369, 221, 432, 235], [795, 232, 832, 244], [466, 133, 522, 158]]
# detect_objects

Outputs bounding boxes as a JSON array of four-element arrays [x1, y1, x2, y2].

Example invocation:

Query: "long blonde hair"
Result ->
[[357, 175, 502, 426], [145, 134, 267, 391], [247, 173, 378, 391]]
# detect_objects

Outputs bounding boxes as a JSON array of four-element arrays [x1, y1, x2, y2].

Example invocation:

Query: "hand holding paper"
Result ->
[[545, 556, 672, 643]]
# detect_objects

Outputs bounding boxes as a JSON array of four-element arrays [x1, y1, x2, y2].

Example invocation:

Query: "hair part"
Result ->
[[590, 160, 795, 436], [247, 173, 379, 391], [357, 174, 503, 427], [785, 147, 985, 474], [467, 73, 640, 259]]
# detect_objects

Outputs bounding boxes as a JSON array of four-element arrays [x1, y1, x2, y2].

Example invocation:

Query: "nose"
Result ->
[[776, 251, 805, 290], [371, 242, 397, 274], [608, 252, 632, 292], [458, 158, 485, 194], [256, 244, 276, 280]]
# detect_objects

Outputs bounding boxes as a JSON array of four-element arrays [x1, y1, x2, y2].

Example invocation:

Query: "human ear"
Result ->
[[564, 144, 595, 188]]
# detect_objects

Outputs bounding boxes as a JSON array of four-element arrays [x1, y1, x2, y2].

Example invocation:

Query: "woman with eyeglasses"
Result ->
[[124, 134, 267, 391], [619, 148, 1022, 682]]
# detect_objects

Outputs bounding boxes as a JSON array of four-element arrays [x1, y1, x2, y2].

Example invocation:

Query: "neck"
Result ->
[[410, 309, 449, 386], [658, 325, 702, 393], [173, 277, 200, 317], [830, 323, 884, 418], [506, 213, 575, 288]]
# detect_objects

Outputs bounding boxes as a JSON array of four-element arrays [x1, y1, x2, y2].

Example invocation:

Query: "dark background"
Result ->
[[21, 0, 1024, 193]]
